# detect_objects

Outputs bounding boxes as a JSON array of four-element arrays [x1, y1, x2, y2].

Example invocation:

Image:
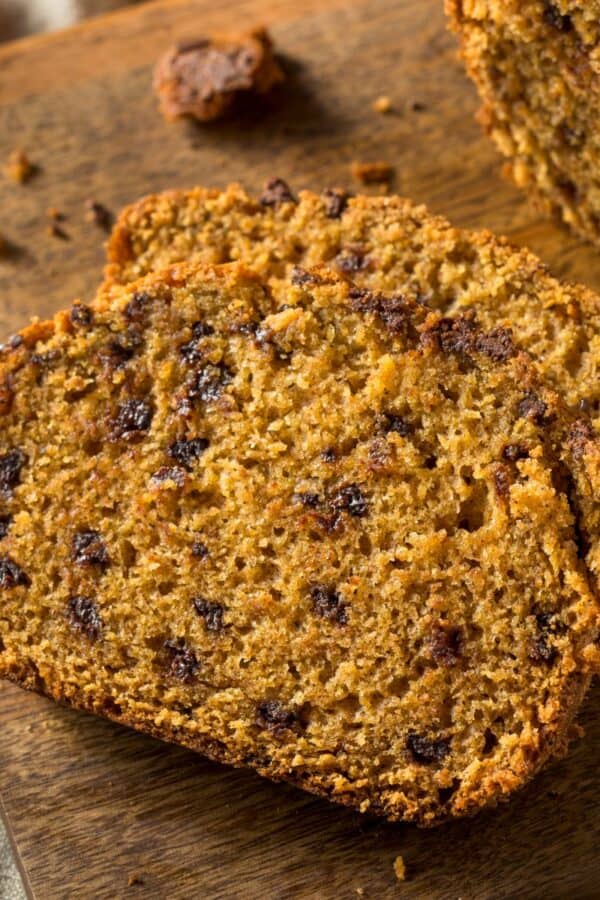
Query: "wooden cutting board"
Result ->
[[0, 1, 598, 897]]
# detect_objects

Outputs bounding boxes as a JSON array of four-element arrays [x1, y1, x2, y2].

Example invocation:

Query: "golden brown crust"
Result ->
[[1, 661, 591, 827]]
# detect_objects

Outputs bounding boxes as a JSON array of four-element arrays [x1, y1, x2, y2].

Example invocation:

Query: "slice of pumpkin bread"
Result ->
[[104, 183, 600, 432], [0, 262, 597, 825], [446, 0, 600, 246], [103, 183, 600, 581]]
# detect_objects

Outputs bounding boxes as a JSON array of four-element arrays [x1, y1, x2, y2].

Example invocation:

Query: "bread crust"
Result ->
[[0, 659, 591, 827]]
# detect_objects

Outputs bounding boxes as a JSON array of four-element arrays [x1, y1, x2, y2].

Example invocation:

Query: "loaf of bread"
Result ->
[[446, 0, 600, 246], [0, 262, 597, 825]]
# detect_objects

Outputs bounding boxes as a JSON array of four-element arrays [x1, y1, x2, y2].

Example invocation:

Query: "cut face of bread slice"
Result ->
[[446, 0, 600, 246], [103, 184, 600, 582], [104, 184, 600, 432], [0, 263, 597, 825]]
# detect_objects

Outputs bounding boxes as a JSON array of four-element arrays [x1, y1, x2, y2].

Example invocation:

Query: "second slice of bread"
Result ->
[[103, 183, 600, 581]]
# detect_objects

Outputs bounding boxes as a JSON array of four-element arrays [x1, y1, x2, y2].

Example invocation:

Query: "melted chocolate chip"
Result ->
[[0, 515, 11, 539], [100, 339, 135, 370], [530, 636, 558, 665], [379, 412, 412, 436], [255, 699, 298, 733], [567, 418, 595, 459], [191, 541, 209, 559], [492, 463, 512, 499], [310, 584, 348, 625], [429, 625, 462, 667], [348, 287, 411, 335], [187, 363, 233, 404], [502, 443, 529, 462], [151, 466, 186, 486], [406, 732, 451, 764], [543, 2, 573, 32], [124, 291, 152, 322], [70, 304, 94, 327], [260, 178, 296, 208], [31, 350, 60, 369], [111, 399, 154, 440], [474, 326, 516, 362], [367, 437, 391, 471], [313, 511, 342, 533], [292, 491, 321, 508], [330, 483, 368, 517], [66, 595, 102, 640], [168, 437, 210, 469], [0, 555, 30, 589], [179, 339, 204, 365], [422, 316, 515, 362], [290, 266, 325, 287], [0, 449, 26, 494], [72, 529, 110, 568], [322, 188, 350, 219], [336, 246, 369, 274], [193, 597, 226, 631], [529, 611, 561, 665], [192, 321, 215, 338], [518, 393, 552, 426], [423, 315, 474, 355], [164, 639, 200, 682]]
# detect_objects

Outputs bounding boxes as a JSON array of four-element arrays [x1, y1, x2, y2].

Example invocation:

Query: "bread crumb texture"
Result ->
[[4, 149, 35, 185], [153, 28, 283, 123], [446, 0, 600, 245], [0, 261, 598, 825], [103, 182, 600, 582], [372, 96, 392, 114], [393, 855, 406, 881]]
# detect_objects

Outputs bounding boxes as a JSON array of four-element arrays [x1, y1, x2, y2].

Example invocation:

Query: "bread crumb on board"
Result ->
[[46, 208, 69, 241], [85, 199, 114, 232], [394, 855, 406, 882], [127, 872, 145, 887], [372, 95, 392, 114], [350, 161, 395, 184], [4, 149, 35, 184], [153, 27, 283, 122]]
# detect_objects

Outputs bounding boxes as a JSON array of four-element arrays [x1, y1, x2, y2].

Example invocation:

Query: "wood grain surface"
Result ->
[[0, 0, 598, 897]]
